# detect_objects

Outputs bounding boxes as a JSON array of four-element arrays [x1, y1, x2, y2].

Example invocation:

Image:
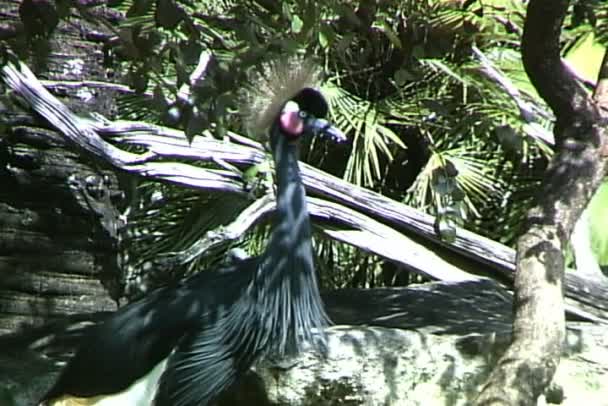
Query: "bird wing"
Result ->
[[42, 259, 255, 401], [153, 327, 241, 406], [154, 278, 266, 406], [43, 287, 197, 400]]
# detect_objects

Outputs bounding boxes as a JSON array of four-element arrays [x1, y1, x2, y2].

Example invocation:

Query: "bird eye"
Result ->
[[298, 110, 308, 119]]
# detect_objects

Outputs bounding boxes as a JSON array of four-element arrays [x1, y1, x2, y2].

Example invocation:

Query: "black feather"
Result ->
[[43, 259, 256, 401], [292, 87, 328, 119]]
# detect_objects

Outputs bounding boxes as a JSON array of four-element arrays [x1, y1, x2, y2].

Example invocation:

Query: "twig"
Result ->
[[176, 51, 212, 103]]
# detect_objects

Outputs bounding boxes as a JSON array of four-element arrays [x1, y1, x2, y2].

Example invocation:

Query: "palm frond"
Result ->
[[324, 81, 406, 187]]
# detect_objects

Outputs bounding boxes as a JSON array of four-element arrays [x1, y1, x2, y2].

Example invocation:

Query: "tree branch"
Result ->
[[153, 192, 479, 283], [3, 56, 608, 326], [521, 0, 593, 123]]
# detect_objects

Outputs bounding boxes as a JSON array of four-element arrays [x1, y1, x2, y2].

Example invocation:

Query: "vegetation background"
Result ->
[[36, 0, 604, 292]]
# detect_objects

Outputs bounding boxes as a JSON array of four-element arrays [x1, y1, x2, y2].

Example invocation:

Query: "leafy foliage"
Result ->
[[108, 0, 557, 294], [11, 0, 605, 294]]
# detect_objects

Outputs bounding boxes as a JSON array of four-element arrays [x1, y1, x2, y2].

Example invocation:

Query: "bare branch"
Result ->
[[155, 193, 479, 283], [2, 56, 608, 325], [176, 51, 212, 103]]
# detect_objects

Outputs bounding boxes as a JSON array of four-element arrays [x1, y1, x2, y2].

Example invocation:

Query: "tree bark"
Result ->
[[474, 1, 608, 404], [0, 1, 121, 335]]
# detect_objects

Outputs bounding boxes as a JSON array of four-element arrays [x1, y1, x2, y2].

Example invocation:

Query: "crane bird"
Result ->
[[39, 60, 345, 406]]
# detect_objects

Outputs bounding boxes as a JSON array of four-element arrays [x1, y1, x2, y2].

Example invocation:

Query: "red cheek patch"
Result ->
[[279, 111, 304, 137]]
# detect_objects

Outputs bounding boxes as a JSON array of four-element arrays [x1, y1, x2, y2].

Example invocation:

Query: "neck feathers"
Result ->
[[258, 129, 328, 355]]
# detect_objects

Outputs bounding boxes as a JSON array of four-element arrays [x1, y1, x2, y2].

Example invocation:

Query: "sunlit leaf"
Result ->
[[588, 182, 608, 266], [564, 31, 605, 84], [291, 14, 303, 34]]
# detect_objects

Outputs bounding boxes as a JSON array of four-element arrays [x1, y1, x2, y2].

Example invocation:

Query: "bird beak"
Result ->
[[306, 117, 347, 143]]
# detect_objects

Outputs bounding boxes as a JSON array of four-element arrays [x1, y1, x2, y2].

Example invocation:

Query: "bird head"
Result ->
[[276, 89, 346, 144], [242, 57, 346, 145]]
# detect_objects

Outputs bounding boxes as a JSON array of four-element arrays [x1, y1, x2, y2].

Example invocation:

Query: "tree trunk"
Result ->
[[474, 1, 608, 404], [0, 0, 122, 335]]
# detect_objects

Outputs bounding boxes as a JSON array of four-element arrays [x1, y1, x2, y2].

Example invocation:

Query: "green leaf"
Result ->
[[564, 31, 605, 84], [291, 14, 304, 34], [423, 59, 467, 84], [394, 68, 415, 86], [319, 30, 329, 49], [127, 0, 154, 17], [185, 106, 207, 143], [588, 181, 608, 265], [378, 20, 402, 49], [319, 24, 335, 49], [155, 0, 184, 29]]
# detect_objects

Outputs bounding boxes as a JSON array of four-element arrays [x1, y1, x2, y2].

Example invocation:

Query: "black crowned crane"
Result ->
[[39, 60, 345, 406]]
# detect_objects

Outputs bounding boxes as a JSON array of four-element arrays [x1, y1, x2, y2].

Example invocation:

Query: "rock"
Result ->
[[2, 280, 607, 405], [253, 323, 608, 405]]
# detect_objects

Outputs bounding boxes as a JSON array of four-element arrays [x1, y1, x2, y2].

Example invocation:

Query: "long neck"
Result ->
[[258, 129, 328, 355], [267, 132, 313, 263]]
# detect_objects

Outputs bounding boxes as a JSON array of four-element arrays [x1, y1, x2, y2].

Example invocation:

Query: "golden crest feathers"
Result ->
[[242, 57, 322, 138]]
